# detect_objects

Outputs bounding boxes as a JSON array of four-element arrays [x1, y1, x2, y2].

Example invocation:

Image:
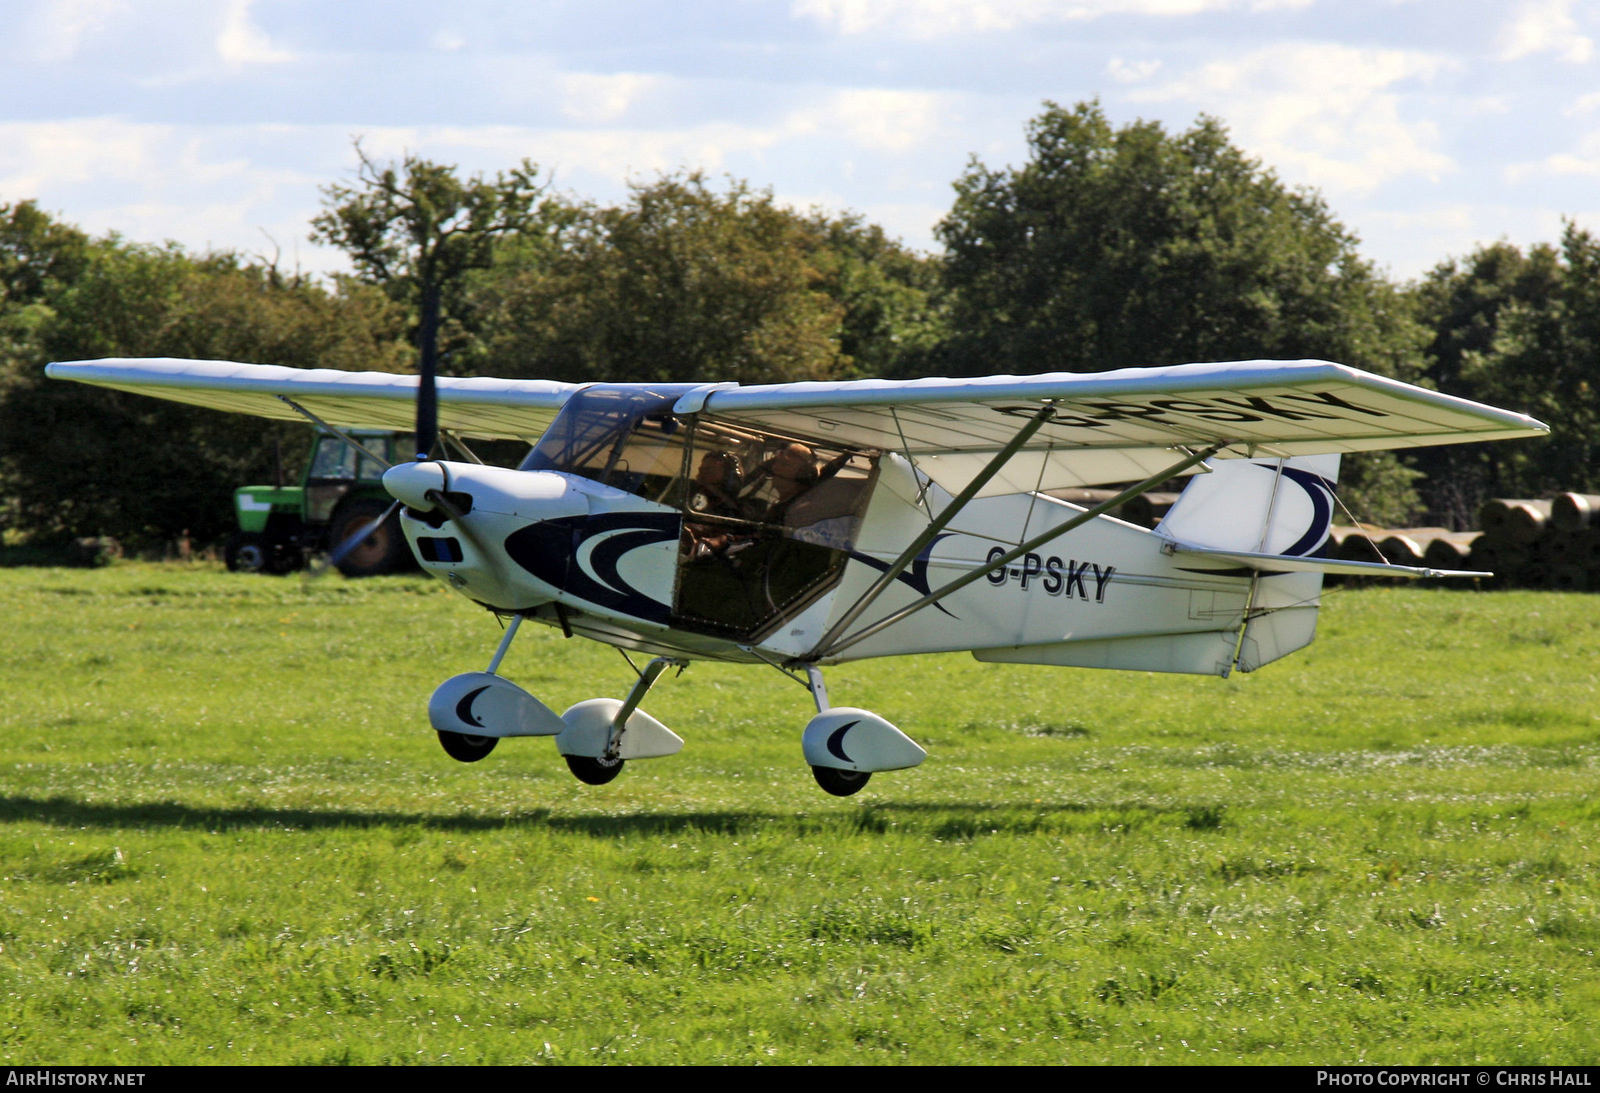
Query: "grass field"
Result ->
[[0, 564, 1596, 1064]]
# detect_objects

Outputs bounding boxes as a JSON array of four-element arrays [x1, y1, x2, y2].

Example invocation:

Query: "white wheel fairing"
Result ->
[[428, 672, 566, 738], [802, 708, 926, 772], [555, 698, 684, 760]]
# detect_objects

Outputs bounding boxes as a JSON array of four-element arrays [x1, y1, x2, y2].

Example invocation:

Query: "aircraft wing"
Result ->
[[688, 359, 1549, 494], [49, 357, 1547, 495], [44, 357, 579, 441]]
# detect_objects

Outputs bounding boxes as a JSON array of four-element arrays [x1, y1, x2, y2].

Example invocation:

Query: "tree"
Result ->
[[311, 146, 557, 447], [1, 201, 90, 307], [938, 101, 1422, 376], [1409, 241, 1563, 524], [0, 229, 408, 547], [468, 174, 937, 385], [934, 101, 1426, 523], [1412, 225, 1600, 514]]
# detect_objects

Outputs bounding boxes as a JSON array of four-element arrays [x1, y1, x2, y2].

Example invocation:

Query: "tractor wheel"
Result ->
[[328, 499, 409, 577], [225, 532, 268, 574]]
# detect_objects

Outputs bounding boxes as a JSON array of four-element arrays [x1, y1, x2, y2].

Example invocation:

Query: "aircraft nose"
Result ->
[[383, 460, 446, 510]]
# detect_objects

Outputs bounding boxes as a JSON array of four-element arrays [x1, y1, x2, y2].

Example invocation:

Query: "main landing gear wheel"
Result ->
[[811, 765, 871, 797], [437, 730, 498, 763], [565, 754, 625, 786]]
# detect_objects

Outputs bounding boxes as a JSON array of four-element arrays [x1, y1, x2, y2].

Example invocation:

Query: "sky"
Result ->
[[3, 0, 1598, 282]]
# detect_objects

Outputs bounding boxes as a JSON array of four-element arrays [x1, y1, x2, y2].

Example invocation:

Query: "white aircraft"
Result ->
[[49, 356, 1546, 795]]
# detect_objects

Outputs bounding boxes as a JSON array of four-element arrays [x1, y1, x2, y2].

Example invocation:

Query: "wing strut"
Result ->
[[811, 403, 1059, 658], [275, 396, 394, 469], [807, 442, 1226, 663]]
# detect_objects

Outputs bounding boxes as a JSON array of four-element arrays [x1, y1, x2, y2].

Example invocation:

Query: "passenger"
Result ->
[[765, 443, 856, 549], [764, 443, 819, 515]]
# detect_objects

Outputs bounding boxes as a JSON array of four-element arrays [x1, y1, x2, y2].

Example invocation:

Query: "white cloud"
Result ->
[[0, 118, 170, 194], [1108, 57, 1163, 83], [1506, 128, 1600, 181], [431, 28, 467, 53], [1497, 0, 1592, 63], [792, 0, 1254, 38], [1133, 43, 1455, 196], [216, 0, 294, 65], [24, 0, 127, 62], [0, 119, 339, 272], [800, 90, 960, 153], [558, 73, 664, 125], [1358, 202, 1579, 279]]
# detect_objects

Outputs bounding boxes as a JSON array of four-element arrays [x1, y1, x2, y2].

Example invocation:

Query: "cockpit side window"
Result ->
[[520, 385, 698, 505]]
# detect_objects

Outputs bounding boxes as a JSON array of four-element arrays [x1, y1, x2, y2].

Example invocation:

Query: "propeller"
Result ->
[[307, 498, 404, 580], [304, 292, 485, 581], [379, 315, 492, 562]]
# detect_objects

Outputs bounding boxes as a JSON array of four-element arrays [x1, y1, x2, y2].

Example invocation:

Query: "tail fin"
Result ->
[[1156, 454, 1340, 673], [1156, 453, 1339, 557]]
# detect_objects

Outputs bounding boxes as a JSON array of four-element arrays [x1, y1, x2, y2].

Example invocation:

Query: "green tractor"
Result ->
[[225, 430, 415, 577]]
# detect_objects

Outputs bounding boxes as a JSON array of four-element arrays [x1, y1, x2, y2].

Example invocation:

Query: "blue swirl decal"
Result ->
[[847, 533, 958, 618], [826, 720, 859, 762], [1272, 465, 1337, 557], [455, 685, 490, 728], [505, 513, 680, 624]]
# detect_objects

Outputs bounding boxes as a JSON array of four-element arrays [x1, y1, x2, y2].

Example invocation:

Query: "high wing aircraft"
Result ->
[[48, 356, 1547, 795]]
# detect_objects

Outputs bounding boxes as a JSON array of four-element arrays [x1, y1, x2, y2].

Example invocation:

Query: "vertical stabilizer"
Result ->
[[1157, 454, 1341, 673], [1157, 453, 1339, 557]]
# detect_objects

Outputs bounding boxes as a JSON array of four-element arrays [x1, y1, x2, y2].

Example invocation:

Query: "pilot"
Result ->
[[688, 451, 745, 518], [685, 451, 749, 560]]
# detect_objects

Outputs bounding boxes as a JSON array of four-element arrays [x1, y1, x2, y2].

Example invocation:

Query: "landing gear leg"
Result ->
[[804, 666, 830, 714]]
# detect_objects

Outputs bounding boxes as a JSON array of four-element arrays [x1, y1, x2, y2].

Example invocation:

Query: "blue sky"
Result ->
[[3, 0, 1597, 281]]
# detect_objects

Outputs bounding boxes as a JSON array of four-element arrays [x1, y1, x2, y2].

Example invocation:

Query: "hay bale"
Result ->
[[1549, 564, 1592, 591], [1551, 493, 1600, 533], [1377, 534, 1427, 567], [1337, 529, 1386, 564], [1479, 499, 1552, 545], [1423, 532, 1479, 570]]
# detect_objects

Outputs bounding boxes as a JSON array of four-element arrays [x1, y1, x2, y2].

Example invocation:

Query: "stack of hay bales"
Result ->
[[1330, 493, 1600, 588], [1331, 526, 1481, 577], [1543, 493, 1600, 590]]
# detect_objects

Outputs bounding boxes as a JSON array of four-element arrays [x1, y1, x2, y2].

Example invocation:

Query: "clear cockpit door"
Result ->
[[671, 419, 879, 641]]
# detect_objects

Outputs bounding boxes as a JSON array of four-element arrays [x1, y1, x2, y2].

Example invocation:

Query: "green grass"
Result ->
[[1, 565, 1596, 1064]]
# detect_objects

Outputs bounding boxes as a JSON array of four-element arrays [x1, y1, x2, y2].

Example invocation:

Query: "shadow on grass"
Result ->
[[0, 793, 1230, 840]]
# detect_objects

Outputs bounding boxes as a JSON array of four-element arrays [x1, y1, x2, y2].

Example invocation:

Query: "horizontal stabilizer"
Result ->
[[1168, 543, 1490, 581]]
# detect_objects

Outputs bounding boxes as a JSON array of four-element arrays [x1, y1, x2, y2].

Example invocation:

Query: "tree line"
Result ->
[[1, 100, 1589, 550]]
